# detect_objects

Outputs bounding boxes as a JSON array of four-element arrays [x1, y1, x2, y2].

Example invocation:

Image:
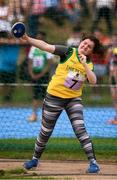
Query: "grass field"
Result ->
[[0, 138, 116, 162]]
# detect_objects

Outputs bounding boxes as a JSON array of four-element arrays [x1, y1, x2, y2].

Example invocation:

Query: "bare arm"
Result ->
[[83, 63, 97, 84], [20, 34, 55, 53]]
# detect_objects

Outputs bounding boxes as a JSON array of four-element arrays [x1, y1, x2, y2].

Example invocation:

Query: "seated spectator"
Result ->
[[0, 0, 11, 37]]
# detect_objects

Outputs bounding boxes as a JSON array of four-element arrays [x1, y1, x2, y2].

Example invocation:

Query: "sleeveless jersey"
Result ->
[[47, 48, 94, 98]]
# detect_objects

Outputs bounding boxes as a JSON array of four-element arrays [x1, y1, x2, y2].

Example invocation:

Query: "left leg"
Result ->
[[24, 93, 66, 169], [65, 97, 100, 173], [65, 98, 96, 161]]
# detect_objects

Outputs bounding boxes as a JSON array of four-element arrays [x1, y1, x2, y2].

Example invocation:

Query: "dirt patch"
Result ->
[[0, 159, 117, 179]]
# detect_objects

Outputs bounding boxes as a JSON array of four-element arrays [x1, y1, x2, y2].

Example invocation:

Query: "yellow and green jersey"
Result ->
[[47, 47, 94, 98]]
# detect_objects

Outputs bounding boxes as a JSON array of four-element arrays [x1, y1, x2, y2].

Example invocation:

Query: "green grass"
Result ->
[[0, 171, 69, 180], [0, 138, 116, 162], [0, 168, 59, 179]]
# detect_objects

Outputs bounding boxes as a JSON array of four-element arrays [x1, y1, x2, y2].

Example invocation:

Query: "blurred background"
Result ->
[[0, 0, 117, 162]]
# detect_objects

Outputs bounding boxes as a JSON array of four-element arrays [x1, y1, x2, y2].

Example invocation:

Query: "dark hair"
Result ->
[[81, 34, 102, 54]]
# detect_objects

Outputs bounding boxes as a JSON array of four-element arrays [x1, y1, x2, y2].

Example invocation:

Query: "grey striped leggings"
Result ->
[[33, 93, 96, 161]]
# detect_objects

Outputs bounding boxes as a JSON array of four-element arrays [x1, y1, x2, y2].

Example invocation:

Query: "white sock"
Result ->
[[90, 159, 97, 164], [32, 156, 38, 160]]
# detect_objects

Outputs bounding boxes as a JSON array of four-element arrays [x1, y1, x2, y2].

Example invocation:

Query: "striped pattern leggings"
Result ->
[[33, 93, 96, 161]]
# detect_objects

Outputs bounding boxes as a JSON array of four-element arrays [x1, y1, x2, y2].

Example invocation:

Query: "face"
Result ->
[[78, 39, 95, 55]]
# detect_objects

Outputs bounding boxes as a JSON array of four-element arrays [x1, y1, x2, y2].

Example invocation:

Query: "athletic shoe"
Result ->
[[87, 162, 100, 173], [23, 159, 38, 170]]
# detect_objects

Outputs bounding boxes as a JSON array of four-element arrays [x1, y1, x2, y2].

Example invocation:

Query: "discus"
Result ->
[[11, 22, 26, 38]]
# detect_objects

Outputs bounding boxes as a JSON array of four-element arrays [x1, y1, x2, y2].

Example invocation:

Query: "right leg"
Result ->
[[33, 94, 63, 159], [24, 93, 66, 169]]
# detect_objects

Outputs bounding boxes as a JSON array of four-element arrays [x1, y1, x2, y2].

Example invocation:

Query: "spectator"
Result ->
[[79, 0, 90, 17], [28, 31, 54, 122], [0, 0, 11, 37], [0, 36, 21, 102], [107, 33, 117, 124], [61, 0, 81, 24], [91, 28, 109, 100], [66, 26, 82, 47], [26, 0, 46, 38], [8, 0, 27, 22], [44, 0, 66, 26], [90, 0, 116, 35], [0, 0, 18, 102]]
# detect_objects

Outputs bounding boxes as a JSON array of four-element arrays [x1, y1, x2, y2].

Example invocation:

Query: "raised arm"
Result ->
[[20, 34, 55, 53]]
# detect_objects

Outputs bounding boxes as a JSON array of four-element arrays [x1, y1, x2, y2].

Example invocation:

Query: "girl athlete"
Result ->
[[20, 33, 101, 173]]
